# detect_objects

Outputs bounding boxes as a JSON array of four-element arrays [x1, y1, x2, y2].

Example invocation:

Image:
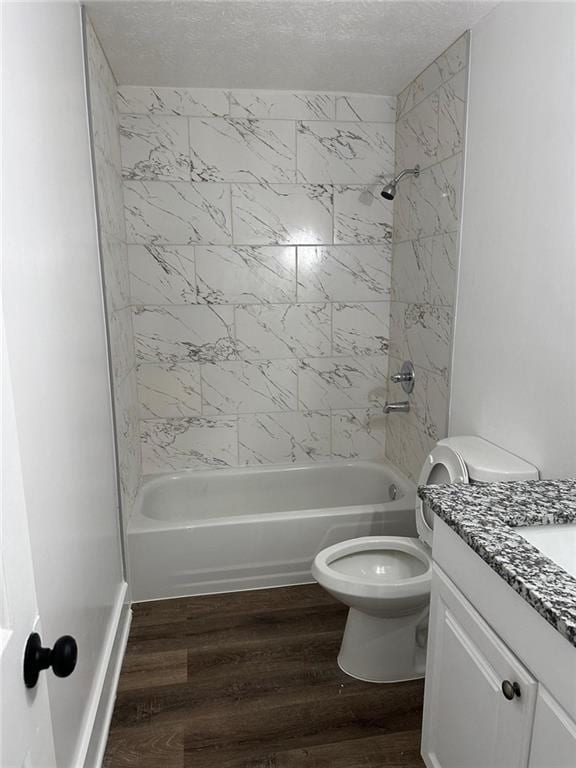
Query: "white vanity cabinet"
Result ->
[[422, 518, 576, 768], [422, 566, 537, 768], [529, 688, 576, 768]]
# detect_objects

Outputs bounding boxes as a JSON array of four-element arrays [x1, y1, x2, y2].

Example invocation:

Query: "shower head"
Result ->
[[381, 166, 420, 200]]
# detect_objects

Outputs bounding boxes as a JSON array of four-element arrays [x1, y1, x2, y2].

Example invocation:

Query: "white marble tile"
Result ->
[[189, 118, 295, 183], [435, 34, 469, 83], [413, 155, 462, 238], [94, 148, 126, 241], [115, 367, 141, 517], [332, 409, 386, 459], [391, 172, 414, 244], [396, 84, 413, 122], [429, 233, 458, 306], [437, 70, 467, 162], [297, 244, 391, 302], [86, 20, 122, 172], [120, 115, 190, 181], [101, 236, 131, 311], [238, 411, 331, 465], [229, 91, 334, 120], [231, 183, 333, 245], [236, 303, 331, 359], [133, 305, 236, 363], [407, 361, 449, 443], [298, 356, 389, 410], [389, 302, 452, 377], [137, 362, 202, 418], [334, 186, 393, 244], [397, 34, 468, 118], [201, 360, 297, 414], [391, 239, 432, 304], [395, 93, 439, 172], [333, 302, 390, 356], [394, 155, 462, 241], [124, 181, 232, 244], [385, 416, 433, 482], [109, 307, 136, 384], [296, 122, 394, 184], [195, 246, 296, 304], [397, 66, 442, 120], [335, 95, 396, 123], [128, 245, 196, 305], [141, 417, 238, 472], [117, 86, 229, 117]]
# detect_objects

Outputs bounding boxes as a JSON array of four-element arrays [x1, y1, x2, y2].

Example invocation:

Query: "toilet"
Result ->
[[312, 436, 539, 683]]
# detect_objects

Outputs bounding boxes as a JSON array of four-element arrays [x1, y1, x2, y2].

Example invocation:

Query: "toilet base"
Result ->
[[337, 607, 428, 683]]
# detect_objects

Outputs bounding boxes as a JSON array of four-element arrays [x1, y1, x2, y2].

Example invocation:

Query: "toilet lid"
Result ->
[[416, 445, 469, 547]]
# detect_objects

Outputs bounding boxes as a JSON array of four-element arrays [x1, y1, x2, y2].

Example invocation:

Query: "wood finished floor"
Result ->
[[104, 585, 425, 768]]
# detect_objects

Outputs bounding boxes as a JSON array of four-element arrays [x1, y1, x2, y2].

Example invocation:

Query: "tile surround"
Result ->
[[92, 33, 468, 478], [119, 86, 395, 471], [124, 181, 232, 245], [386, 34, 468, 481], [86, 18, 141, 520]]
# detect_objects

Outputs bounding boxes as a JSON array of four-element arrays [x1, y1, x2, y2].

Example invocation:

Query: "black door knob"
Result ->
[[24, 632, 78, 688]]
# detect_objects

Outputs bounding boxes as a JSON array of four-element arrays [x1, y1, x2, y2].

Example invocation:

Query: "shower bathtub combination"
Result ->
[[128, 460, 416, 601]]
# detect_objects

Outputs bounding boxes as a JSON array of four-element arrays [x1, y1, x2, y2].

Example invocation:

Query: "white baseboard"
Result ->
[[74, 581, 131, 768]]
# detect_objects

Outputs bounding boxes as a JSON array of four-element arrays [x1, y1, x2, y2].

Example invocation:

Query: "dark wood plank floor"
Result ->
[[104, 585, 425, 768]]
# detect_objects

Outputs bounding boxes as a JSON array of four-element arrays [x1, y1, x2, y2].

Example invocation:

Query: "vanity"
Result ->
[[418, 479, 576, 768]]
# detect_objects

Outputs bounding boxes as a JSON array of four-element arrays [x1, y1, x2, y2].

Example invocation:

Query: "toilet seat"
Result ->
[[312, 536, 431, 602], [415, 444, 469, 547]]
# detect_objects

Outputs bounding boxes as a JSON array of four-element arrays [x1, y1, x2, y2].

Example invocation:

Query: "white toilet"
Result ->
[[312, 436, 539, 683]]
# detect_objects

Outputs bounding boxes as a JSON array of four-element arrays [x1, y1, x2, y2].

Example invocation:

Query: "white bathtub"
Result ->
[[127, 460, 416, 601]]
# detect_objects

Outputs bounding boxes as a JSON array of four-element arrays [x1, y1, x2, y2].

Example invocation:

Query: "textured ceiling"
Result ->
[[86, 0, 498, 94]]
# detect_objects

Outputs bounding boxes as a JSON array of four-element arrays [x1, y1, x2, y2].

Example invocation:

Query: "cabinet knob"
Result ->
[[501, 680, 521, 700]]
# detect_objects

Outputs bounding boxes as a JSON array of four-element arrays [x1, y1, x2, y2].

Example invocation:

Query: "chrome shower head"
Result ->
[[381, 165, 420, 200], [381, 181, 397, 200]]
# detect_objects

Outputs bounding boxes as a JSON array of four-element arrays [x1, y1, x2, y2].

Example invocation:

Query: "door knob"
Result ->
[[23, 632, 78, 688], [501, 680, 521, 700]]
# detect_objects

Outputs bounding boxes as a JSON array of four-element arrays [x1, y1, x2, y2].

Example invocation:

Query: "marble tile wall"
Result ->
[[85, 19, 141, 518], [386, 34, 469, 481], [117, 86, 396, 472]]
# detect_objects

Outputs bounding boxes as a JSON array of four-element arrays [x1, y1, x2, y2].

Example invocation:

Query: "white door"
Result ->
[[2, 3, 126, 765], [1, 313, 56, 768], [422, 566, 537, 768]]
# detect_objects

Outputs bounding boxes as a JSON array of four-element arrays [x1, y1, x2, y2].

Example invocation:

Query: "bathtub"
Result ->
[[127, 460, 416, 601]]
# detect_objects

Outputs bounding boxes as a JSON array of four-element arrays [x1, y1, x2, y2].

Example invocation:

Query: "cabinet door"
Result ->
[[422, 566, 537, 768], [529, 687, 576, 768]]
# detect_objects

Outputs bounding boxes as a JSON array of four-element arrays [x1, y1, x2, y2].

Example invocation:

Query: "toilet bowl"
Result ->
[[312, 536, 431, 683], [312, 436, 539, 683]]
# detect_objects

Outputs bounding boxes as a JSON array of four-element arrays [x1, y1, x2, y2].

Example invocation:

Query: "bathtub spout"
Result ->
[[383, 401, 410, 414]]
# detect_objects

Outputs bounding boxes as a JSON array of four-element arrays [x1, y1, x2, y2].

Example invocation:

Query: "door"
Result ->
[[421, 566, 537, 768], [1, 314, 56, 768], [2, 3, 126, 765]]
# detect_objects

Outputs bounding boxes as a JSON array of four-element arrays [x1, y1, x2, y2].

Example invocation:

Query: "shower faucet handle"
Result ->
[[390, 371, 413, 383], [390, 361, 415, 394]]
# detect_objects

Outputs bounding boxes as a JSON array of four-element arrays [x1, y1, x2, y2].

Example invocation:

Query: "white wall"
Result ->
[[2, 3, 126, 764], [450, 2, 576, 478]]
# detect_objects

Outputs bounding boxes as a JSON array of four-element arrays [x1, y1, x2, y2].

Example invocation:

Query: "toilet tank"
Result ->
[[438, 436, 539, 483]]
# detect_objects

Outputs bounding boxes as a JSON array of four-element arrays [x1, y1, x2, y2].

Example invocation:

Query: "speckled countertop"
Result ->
[[417, 479, 576, 647]]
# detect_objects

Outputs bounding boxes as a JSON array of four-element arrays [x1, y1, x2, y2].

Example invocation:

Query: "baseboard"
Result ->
[[74, 581, 131, 768]]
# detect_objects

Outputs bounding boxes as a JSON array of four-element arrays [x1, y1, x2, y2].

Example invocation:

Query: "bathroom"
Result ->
[[2, 0, 575, 766]]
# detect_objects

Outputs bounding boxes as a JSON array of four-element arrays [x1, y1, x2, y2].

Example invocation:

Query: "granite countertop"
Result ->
[[417, 479, 576, 647]]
